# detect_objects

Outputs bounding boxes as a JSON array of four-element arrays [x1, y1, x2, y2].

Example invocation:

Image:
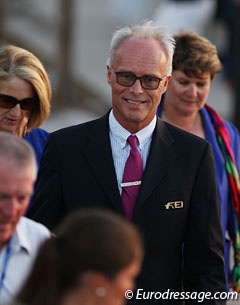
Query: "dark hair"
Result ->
[[15, 209, 143, 305], [172, 31, 222, 79]]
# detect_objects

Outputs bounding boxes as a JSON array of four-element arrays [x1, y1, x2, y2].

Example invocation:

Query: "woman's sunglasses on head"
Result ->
[[0, 94, 38, 111]]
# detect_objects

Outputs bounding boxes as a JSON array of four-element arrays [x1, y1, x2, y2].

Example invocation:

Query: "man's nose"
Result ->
[[4, 200, 17, 218], [129, 79, 144, 95]]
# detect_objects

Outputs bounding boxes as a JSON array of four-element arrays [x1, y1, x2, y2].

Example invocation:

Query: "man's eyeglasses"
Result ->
[[114, 71, 165, 90], [0, 94, 38, 111]]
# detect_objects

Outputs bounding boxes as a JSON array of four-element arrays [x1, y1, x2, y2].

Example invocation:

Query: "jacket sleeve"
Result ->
[[26, 133, 65, 230], [183, 142, 226, 304]]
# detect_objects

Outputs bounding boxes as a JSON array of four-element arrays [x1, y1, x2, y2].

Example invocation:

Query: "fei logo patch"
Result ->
[[164, 201, 184, 210]]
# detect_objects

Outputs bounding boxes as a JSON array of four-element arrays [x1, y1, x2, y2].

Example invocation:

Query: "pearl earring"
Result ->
[[95, 287, 107, 297]]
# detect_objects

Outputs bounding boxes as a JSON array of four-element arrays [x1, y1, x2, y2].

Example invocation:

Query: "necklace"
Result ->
[[162, 109, 199, 132]]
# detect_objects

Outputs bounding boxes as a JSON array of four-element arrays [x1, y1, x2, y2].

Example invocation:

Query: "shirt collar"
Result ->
[[10, 218, 32, 254], [109, 109, 156, 149]]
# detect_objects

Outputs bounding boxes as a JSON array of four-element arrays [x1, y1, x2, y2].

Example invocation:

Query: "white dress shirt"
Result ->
[[109, 110, 156, 194], [0, 217, 50, 304]]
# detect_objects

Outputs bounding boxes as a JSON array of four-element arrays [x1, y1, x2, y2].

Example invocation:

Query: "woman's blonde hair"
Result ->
[[0, 45, 51, 131]]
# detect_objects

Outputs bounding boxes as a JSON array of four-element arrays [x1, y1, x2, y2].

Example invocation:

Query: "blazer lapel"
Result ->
[[81, 114, 179, 216], [134, 118, 178, 213], [81, 113, 124, 213]]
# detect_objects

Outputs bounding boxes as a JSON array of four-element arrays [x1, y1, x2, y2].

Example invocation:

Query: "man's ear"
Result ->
[[162, 75, 172, 93], [107, 66, 112, 84]]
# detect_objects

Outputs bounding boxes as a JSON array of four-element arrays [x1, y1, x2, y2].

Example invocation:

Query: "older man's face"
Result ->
[[0, 159, 35, 249], [107, 37, 171, 134]]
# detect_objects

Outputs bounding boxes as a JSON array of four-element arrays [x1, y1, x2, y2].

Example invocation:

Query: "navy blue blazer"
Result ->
[[28, 112, 226, 304]]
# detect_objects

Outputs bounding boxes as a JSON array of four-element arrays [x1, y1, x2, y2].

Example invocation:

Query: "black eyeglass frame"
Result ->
[[0, 94, 38, 111], [114, 71, 166, 90]]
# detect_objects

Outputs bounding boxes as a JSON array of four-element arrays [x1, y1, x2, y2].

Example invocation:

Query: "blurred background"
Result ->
[[0, 0, 239, 131]]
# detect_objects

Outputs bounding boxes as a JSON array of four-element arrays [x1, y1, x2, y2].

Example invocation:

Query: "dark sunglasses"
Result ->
[[0, 94, 38, 111]]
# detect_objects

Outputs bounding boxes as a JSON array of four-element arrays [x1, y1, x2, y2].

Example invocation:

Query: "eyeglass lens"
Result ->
[[116, 72, 162, 89], [0, 94, 37, 110]]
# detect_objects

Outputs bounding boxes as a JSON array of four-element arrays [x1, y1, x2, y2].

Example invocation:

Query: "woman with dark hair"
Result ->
[[12, 209, 143, 305], [158, 31, 240, 292]]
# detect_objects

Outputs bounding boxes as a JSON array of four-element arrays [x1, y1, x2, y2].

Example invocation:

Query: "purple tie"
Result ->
[[121, 135, 143, 219]]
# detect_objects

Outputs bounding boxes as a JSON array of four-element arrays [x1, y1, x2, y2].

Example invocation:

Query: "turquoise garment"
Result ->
[[24, 128, 49, 168]]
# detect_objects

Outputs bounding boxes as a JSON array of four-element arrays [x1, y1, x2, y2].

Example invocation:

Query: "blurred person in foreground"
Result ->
[[0, 132, 50, 304], [12, 209, 143, 305], [28, 21, 226, 304], [0, 45, 51, 168], [157, 31, 240, 292]]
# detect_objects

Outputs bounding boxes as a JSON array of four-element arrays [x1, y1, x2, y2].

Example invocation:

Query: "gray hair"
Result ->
[[0, 132, 37, 177], [107, 20, 175, 75]]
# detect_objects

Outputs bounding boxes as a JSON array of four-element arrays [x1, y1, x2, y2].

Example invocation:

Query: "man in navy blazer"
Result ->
[[28, 21, 226, 304]]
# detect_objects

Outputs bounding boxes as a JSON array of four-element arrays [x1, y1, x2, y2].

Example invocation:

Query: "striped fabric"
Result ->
[[205, 104, 240, 292]]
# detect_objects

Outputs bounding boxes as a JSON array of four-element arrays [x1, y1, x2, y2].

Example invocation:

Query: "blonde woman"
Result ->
[[0, 45, 51, 167]]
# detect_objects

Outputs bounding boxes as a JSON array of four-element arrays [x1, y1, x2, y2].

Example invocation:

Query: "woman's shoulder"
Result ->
[[24, 128, 49, 165], [223, 119, 240, 155], [223, 119, 240, 137], [25, 127, 49, 139], [24, 128, 49, 146], [203, 105, 240, 140]]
